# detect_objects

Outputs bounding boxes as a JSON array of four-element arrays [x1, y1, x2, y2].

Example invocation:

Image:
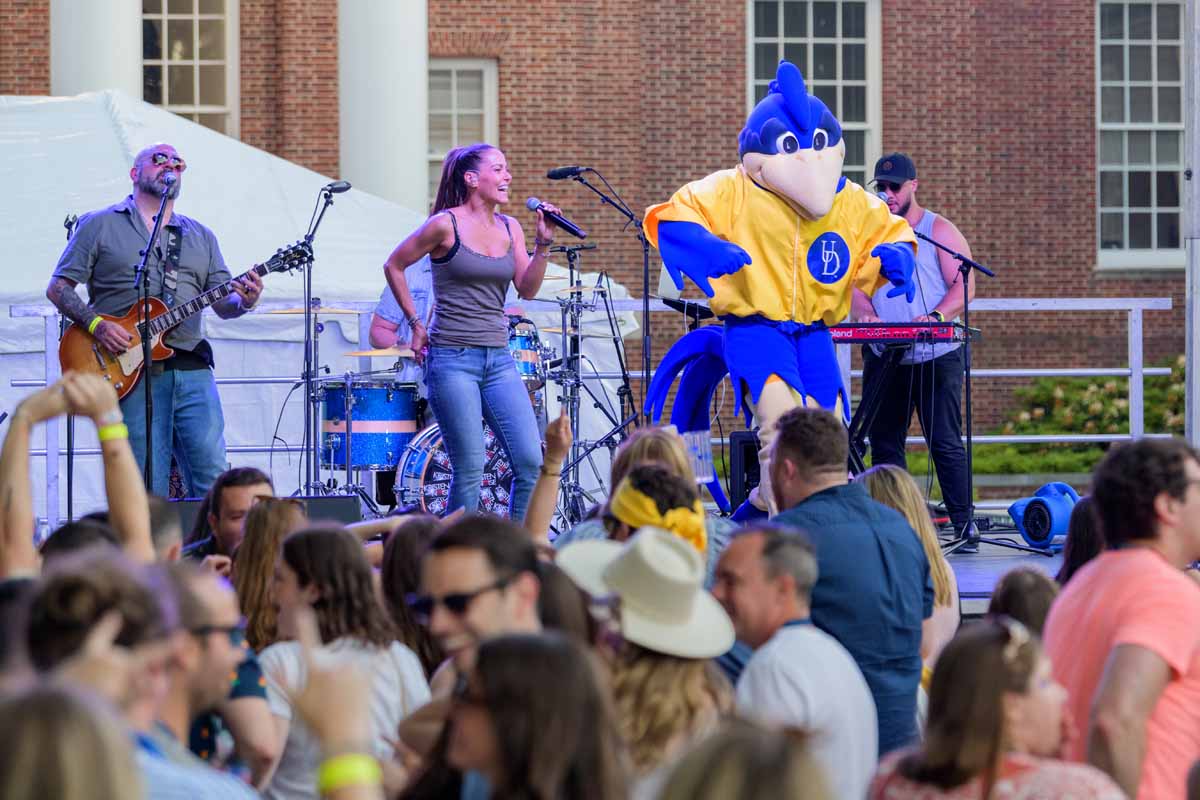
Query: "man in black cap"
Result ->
[[851, 152, 978, 545]]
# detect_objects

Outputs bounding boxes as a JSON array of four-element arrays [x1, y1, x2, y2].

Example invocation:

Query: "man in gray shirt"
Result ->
[[47, 142, 263, 497]]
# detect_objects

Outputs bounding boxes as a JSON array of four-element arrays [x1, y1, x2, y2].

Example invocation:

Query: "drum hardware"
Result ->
[[393, 422, 514, 517], [266, 307, 361, 315]]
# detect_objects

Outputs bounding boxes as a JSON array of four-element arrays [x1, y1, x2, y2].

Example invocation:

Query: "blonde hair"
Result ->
[[657, 719, 833, 800], [609, 644, 732, 773], [234, 497, 308, 651], [856, 464, 955, 607], [610, 426, 696, 488], [0, 684, 138, 800]]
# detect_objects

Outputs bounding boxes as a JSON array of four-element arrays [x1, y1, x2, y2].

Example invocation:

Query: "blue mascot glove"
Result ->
[[657, 221, 752, 298], [871, 242, 917, 303]]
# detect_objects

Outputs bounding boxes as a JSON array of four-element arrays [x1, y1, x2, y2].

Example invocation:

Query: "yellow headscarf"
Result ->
[[608, 476, 707, 554]]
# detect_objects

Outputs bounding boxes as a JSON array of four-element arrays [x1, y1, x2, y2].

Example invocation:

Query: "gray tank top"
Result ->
[[429, 210, 514, 348], [870, 209, 962, 364]]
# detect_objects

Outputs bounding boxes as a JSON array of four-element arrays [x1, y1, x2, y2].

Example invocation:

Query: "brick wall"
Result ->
[[240, 0, 340, 177], [0, 0, 49, 94]]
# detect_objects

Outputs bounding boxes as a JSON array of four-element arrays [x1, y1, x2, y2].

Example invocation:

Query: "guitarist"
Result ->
[[46, 143, 264, 498]]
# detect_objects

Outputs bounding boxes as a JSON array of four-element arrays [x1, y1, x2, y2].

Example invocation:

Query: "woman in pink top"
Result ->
[[870, 618, 1123, 800]]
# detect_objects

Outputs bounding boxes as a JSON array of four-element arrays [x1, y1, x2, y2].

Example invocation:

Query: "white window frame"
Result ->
[[427, 58, 500, 206], [745, 0, 882, 186], [142, 0, 240, 138], [1095, 0, 1186, 272]]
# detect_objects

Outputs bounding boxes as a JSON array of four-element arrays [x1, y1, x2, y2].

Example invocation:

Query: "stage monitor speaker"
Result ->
[[170, 494, 363, 539], [728, 430, 761, 509]]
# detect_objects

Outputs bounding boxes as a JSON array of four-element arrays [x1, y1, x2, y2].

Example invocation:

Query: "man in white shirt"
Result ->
[[712, 524, 878, 800]]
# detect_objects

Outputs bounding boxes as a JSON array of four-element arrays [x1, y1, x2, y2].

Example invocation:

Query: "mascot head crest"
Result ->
[[738, 60, 846, 219]]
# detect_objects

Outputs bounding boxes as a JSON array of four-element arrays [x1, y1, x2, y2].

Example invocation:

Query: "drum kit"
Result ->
[[295, 244, 636, 523]]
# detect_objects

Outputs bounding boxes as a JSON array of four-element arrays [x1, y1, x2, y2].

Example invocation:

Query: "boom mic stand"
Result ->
[[563, 169, 648, 424], [63, 214, 78, 520], [132, 180, 174, 491], [920, 232, 1049, 557]]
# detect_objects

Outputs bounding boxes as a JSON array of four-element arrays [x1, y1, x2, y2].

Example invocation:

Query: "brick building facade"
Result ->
[[0, 0, 1186, 433]]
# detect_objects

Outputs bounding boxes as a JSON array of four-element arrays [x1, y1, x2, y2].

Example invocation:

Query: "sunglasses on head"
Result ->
[[406, 575, 513, 624], [190, 621, 246, 649], [150, 152, 187, 170], [876, 180, 903, 193]]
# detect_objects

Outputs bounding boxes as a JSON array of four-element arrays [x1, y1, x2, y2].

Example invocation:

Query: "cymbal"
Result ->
[[541, 327, 614, 340], [266, 307, 361, 315], [345, 347, 416, 358]]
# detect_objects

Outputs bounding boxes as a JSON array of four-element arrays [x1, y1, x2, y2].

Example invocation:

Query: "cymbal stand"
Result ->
[[334, 370, 382, 515]]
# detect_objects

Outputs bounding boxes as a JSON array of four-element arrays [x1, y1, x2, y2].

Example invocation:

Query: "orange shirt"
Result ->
[[1043, 548, 1200, 800]]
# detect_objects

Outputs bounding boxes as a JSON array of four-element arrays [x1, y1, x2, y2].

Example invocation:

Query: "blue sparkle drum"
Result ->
[[508, 319, 546, 389], [394, 422, 514, 518], [321, 379, 419, 470]]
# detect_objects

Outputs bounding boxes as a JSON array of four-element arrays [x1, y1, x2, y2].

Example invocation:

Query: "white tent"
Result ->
[[2, 90, 637, 527]]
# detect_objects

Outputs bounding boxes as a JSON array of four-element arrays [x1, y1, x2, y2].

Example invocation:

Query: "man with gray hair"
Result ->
[[712, 523, 878, 800]]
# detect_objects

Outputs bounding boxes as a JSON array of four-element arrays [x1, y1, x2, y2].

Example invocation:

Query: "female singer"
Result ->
[[383, 143, 557, 520]]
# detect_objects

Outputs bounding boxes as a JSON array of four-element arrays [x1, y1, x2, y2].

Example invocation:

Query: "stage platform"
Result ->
[[948, 538, 1061, 617]]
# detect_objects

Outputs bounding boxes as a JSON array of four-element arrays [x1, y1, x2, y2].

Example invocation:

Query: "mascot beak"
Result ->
[[743, 138, 846, 221]]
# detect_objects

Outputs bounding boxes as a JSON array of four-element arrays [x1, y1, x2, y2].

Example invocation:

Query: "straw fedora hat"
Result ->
[[556, 526, 734, 659]]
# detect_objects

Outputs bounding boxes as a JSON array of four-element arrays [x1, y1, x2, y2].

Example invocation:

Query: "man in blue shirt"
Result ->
[[769, 406, 931, 754]]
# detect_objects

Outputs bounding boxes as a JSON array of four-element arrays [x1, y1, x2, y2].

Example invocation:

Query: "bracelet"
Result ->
[[540, 465, 562, 478], [96, 409, 124, 426], [534, 238, 554, 248], [407, 315, 423, 328], [86, 316, 103, 335], [97, 423, 129, 442], [317, 753, 383, 795]]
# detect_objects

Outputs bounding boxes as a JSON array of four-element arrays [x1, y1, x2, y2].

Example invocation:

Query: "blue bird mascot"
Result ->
[[643, 60, 917, 517]]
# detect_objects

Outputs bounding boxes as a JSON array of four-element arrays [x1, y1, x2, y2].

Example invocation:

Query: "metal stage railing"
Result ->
[[9, 296, 1174, 526]]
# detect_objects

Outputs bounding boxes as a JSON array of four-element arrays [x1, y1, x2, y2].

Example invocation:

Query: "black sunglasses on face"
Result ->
[[406, 575, 512, 623], [191, 622, 246, 649], [876, 180, 903, 193], [150, 152, 187, 169]]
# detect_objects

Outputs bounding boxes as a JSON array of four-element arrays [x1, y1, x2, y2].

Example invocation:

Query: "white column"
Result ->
[[338, 0, 428, 212], [50, 0, 142, 97]]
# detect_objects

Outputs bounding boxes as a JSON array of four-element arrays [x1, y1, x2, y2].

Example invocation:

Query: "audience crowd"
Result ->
[[1, 374, 1198, 799]]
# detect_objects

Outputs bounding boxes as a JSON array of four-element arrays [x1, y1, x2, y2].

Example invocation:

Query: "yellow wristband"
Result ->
[[86, 316, 103, 335], [96, 423, 129, 442], [317, 753, 382, 795]]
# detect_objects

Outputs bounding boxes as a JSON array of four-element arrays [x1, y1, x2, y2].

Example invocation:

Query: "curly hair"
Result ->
[[1091, 438, 1198, 547], [234, 498, 308, 651], [609, 643, 733, 773], [281, 527, 396, 648]]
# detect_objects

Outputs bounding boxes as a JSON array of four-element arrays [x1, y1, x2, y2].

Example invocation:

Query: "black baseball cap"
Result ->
[[872, 153, 917, 185]]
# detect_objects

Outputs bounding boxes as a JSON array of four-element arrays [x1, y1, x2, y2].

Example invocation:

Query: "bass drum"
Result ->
[[394, 423, 513, 518]]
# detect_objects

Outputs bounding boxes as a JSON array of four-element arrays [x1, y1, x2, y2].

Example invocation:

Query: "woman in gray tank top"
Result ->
[[382, 143, 561, 520]]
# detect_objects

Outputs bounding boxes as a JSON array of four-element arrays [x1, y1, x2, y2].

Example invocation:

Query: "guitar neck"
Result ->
[[146, 263, 269, 336]]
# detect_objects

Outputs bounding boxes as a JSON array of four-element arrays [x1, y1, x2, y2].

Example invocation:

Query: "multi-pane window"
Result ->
[[750, 0, 875, 185], [142, 0, 238, 136], [428, 59, 499, 208], [1097, 1, 1183, 255]]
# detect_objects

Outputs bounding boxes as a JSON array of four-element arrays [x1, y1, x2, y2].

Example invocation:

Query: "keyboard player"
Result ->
[[850, 152, 977, 543]]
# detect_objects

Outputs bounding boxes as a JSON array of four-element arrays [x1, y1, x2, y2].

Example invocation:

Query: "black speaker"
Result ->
[[729, 430, 761, 509]]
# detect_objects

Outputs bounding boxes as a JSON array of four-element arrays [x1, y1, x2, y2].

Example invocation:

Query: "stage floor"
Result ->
[[948, 537, 1061, 617]]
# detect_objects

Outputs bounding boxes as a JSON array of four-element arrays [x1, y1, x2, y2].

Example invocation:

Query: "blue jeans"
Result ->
[[425, 345, 542, 520], [120, 367, 228, 498]]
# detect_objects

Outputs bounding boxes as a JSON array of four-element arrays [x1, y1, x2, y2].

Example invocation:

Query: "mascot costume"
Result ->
[[643, 60, 917, 516]]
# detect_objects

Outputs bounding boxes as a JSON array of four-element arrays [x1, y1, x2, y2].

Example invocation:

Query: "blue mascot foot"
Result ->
[[731, 498, 770, 524]]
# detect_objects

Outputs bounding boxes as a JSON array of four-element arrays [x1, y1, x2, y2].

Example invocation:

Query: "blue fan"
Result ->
[[1007, 482, 1080, 551]]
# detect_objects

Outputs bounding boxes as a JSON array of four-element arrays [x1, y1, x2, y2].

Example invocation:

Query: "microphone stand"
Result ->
[[63, 214, 78, 520], [915, 231, 1048, 557], [300, 185, 338, 493], [132, 183, 173, 491], [567, 170, 647, 424]]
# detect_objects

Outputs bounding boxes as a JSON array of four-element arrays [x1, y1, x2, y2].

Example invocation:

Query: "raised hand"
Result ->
[[15, 379, 70, 424], [657, 221, 752, 298], [544, 411, 572, 466], [61, 372, 121, 423], [282, 605, 373, 750], [872, 242, 917, 303]]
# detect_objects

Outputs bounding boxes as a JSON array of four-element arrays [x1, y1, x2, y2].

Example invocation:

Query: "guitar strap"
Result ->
[[162, 227, 181, 308]]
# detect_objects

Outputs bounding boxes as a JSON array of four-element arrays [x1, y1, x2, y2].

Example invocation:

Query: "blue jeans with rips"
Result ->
[[119, 367, 228, 498], [425, 345, 542, 520]]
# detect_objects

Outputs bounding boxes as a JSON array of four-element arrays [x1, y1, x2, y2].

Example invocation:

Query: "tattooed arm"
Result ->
[[46, 277, 95, 328]]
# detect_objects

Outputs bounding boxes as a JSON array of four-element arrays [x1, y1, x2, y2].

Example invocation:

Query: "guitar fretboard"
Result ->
[[145, 262, 272, 337]]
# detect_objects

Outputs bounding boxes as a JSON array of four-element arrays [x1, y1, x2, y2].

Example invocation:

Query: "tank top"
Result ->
[[870, 209, 962, 364], [429, 210, 514, 348]]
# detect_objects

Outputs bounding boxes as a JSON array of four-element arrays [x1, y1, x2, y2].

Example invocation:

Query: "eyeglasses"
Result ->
[[190, 622, 247, 649], [451, 672, 487, 707], [876, 180, 903, 193], [149, 152, 187, 170], [406, 576, 513, 624]]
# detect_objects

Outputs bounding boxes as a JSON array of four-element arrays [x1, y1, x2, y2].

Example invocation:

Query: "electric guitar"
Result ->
[[58, 240, 312, 399]]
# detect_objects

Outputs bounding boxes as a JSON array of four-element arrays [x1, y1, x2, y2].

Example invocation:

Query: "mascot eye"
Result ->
[[813, 129, 829, 151], [775, 132, 800, 154]]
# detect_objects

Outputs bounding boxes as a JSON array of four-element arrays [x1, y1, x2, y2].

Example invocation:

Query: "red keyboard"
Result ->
[[829, 321, 976, 344]]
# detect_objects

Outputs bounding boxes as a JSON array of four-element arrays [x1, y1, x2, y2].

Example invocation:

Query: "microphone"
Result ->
[[546, 166, 588, 180], [526, 197, 587, 239], [162, 172, 178, 186], [325, 180, 352, 194]]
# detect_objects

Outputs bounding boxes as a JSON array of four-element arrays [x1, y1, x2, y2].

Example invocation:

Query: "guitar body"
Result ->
[[59, 297, 176, 399]]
